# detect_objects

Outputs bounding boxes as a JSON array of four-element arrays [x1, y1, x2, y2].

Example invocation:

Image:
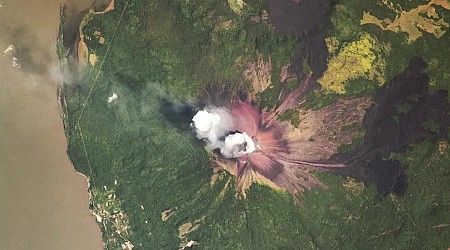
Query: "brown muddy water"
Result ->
[[0, 0, 106, 249]]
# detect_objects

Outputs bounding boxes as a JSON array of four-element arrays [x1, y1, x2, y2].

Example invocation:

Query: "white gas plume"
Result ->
[[191, 108, 256, 158], [3, 45, 14, 55], [191, 108, 232, 149], [222, 132, 255, 158]]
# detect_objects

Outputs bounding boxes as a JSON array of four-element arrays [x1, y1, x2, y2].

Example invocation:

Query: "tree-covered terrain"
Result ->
[[59, 0, 450, 249]]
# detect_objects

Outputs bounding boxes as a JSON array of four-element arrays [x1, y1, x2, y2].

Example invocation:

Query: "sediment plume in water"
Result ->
[[0, 0, 106, 248]]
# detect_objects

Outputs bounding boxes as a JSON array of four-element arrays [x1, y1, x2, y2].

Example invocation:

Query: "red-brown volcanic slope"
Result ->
[[211, 77, 371, 198]]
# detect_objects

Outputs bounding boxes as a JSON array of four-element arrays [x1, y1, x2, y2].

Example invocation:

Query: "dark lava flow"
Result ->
[[331, 58, 450, 198], [268, 0, 450, 198], [268, 0, 330, 79]]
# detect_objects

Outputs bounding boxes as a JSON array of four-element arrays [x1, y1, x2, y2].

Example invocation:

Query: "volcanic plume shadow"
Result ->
[[159, 99, 198, 131], [330, 58, 450, 199], [159, 82, 244, 132]]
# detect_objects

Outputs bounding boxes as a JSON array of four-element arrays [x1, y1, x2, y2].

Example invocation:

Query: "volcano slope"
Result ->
[[60, 0, 450, 249]]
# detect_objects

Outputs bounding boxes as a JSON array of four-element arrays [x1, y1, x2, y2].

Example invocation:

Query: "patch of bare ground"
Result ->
[[93, 0, 115, 14], [90, 186, 133, 249], [243, 51, 272, 98], [161, 207, 177, 221], [286, 97, 372, 161], [361, 0, 450, 42], [279, 64, 296, 83], [77, 0, 115, 65], [178, 216, 205, 249]]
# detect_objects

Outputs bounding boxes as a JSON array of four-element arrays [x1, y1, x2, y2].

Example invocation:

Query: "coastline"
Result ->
[[77, 0, 115, 65], [58, 0, 118, 248]]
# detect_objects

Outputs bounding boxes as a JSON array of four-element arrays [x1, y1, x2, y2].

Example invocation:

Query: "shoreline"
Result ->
[[58, 1, 117, 248], [77, 0, 115, 65]]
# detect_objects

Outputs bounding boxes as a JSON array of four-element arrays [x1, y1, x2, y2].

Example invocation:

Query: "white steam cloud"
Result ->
[[191, 108, 256, 158], [3, 45, 20, 68]]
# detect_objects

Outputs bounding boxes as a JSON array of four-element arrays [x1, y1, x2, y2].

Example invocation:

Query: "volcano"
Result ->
[[191, 75, 371, 197]]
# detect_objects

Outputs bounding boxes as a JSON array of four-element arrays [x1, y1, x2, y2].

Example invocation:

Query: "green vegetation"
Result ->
[[61, 0, 450, 248], [337, 136, 364, 153], [81, 1, 292, 100], [278, 108, 300, 128], [340, 121, 362, 132], [395, 102, 412, 114], [422, 120, 441, 134]]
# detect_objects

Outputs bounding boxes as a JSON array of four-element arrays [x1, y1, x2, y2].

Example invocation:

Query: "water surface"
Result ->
[[0, 0, 103, 249]]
